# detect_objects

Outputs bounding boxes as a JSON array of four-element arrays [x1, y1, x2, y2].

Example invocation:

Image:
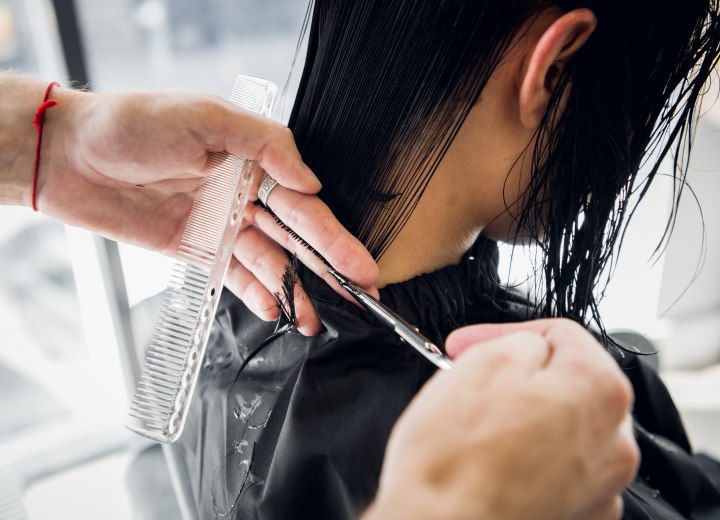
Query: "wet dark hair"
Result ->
[[519, 0, 720, 339], [287, 0, 720, 338]]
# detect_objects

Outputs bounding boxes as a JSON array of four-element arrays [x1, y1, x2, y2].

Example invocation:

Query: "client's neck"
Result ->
[[372, 64, 535, 287], [375, 171, 482, 288]]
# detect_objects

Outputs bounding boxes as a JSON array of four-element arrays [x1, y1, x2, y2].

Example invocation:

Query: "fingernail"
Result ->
[[365, 285, 380, 300], [298, 323, 319, 336]]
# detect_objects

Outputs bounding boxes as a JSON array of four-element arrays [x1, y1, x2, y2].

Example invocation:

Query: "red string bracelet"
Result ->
[[31, 81, 60, 212]]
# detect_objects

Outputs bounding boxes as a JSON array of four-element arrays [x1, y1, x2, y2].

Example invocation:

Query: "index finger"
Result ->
[[254, 186, 379, 288], [202, 98, 322, 194], [447, 320, 632, 418], [452, 331, 552, 380], [446, 319, 596, 360]]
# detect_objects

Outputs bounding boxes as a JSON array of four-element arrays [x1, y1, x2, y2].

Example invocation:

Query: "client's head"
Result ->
[[288, 0, 720, 333]]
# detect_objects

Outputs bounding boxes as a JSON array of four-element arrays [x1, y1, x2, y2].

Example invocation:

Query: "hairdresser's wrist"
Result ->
[[34, 85, 87, 213], [366, 479, 561, 520], [363, 483, 481, 520], [0, 75, 52, 206], [361, 494, 442, 520]]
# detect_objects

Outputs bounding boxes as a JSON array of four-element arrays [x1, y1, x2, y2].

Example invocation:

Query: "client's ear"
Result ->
[[519, 8, 597, 129]]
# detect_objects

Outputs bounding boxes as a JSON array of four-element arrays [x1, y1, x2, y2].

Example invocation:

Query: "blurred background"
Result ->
[[0, 1, 718, 518]]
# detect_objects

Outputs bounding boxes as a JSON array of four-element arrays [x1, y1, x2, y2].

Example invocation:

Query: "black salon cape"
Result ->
[[176, 237, 720, 519]]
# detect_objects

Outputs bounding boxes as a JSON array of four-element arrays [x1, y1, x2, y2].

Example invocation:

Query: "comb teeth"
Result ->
[[127, 75, 277, 443]]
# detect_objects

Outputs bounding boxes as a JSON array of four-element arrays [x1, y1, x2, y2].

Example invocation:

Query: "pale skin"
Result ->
[[0, 7, 638, 519]]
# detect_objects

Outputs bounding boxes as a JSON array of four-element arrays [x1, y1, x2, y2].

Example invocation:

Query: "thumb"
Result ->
[[205, 100, 321, 194], [450, 331, 551, 379], [446, 319, 572, 358]]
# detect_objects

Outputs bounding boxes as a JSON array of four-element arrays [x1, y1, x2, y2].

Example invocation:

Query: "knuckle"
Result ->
[[235, 275, 255, 302], [293, 241, 317, 268], [480, 346, 517, 367], [273, 125, 295, 151], [610, 495, 625, 520], [225, 268, 244, 299], [247, 252, 265, 274], [508, 330, 547, 348], [206, 93, 226, 110], [236, 231, 270, 275], [261, 125, 294, 160], [279, 125, 295, 142], [203, 95, 229, 123], [273, 223, 300, 251], [619, 436, 641, 484], [285, 198, 304, 231], [255, 124, 287, 163], [278, 228, 294, 250], [554, 317, 587, 337], [322, 228, 348, 266], [545, 318, 595, 353], [565, 354, 595, 379], [243, 203, 260, 226], [255, 139, 271, 165], [603, 372, 634, 412], [246, 282, 279, 321]]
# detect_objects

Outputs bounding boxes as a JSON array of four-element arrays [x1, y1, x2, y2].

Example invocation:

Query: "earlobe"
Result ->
[[518, 8, 597, 129]]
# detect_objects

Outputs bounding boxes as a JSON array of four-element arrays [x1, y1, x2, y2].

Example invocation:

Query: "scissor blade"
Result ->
[[327, 268, 453, 370]]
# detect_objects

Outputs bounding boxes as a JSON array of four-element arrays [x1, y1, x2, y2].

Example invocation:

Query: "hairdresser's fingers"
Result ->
[[446, 320, 633, 416], [253, 183, 379, 288], [225, 257, 280, 322], [453, 331, 552, 381], [249, 203, 349, 295], [205, 100, 321, 194], [616, 415, 641, 490], [568, 418, 636, 520], [574, 496, 624, 520], [445, 319, 562, 358], [233, 226, 322, 336], [564, 413, 636, 520], [574, 434, 633, 520], [244, 202, 375, 311], [248, 203, 380, 302], [249, 202, 327, 272], [535, 323, 634, 425], [446, 318, 603, 362]]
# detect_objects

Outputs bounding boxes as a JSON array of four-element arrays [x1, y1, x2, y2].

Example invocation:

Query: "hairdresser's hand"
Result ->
[[365, 319, 638, 520], [33, 84, 378, 334]]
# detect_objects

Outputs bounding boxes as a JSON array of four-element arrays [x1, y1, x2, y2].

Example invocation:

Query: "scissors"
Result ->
[[327, 267, 453, 371]]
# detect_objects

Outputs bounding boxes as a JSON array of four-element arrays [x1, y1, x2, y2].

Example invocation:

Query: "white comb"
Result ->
[[127, 75, 277, 443]]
